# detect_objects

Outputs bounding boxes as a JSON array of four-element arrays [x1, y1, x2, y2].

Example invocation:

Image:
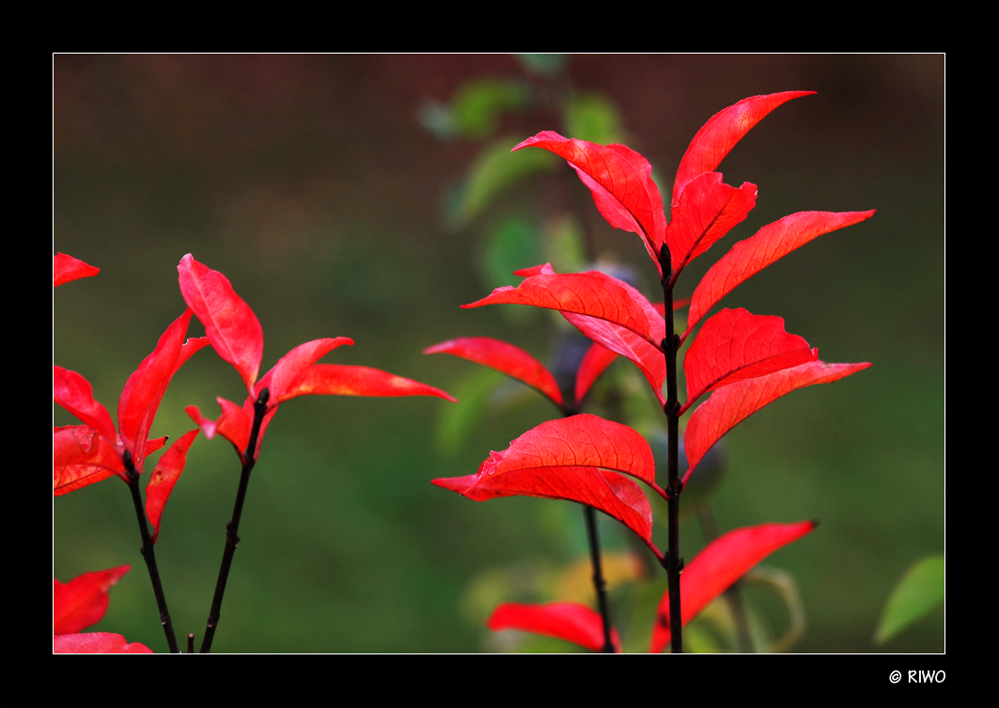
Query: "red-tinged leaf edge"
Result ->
[[671, 91, 816, 210], [54, 565, 130, 634], [145, 429, 200, 544], [54, 253, 100, 287], [651, 521, 816, 652], [54, 632, 153, 654], [54, 425, 128, 494], [681, 308, 818, 413], [117, 309, 206, 470], [434, 467, 658, 558], [685, 210, 876, 337], [487, 602, 621, 653], [425, 336, 563, 409], [278, 364, 457, 403], [178, 253, 264, 395], [683, 361, 871, 483], [253, 337, 354, 405], [513, 133, 667, 276], [54, 366, 120, 453]]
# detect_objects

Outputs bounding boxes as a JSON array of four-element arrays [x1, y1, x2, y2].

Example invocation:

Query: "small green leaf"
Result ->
[[456, 138, 556, 224], [452, 79, 530, 141], [874, 554, 944, 645], [565, 92, 627, 145]]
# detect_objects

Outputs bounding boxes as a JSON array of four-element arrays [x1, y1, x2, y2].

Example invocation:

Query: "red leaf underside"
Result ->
[[487, 602, 621, 653], [145, 429, 200, 544], [54, 565, 131, 635]]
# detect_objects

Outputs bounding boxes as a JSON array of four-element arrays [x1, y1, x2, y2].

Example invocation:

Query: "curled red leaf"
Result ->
[[685, 210, 877, 336], [513, 132, 667, 275], [178, 253, 264, 395], [684, 360, 871, 483], [253, 337, 354, 405], [425, 336, 563, 409], [54, 565, 130, 634], [185, 398, 251, 457], [487, 602, 621, 653], [682, 308, 818, 413], [651, 521, 816, 652], [145, 429, 200, 544], [53, 366, 120, 453], [54, 253, 100, 287], [279, 364, 457, 403], [671, 91, 815, 210], [573, 341, 619, 409]]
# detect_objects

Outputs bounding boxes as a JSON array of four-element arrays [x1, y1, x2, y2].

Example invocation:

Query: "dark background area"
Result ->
[[53, 54, 943, 654]]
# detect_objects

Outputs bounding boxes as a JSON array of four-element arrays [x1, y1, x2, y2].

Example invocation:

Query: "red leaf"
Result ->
[[424, 336, 563, 409], [434, 467, 655, 554], [650, 521, 816, 652], [683, 360, 871, 483], [671, 91, 815, 210], [54, 425, 128, 494], [487, 602, 621, 653], [178, 254, 264, 395], [54, 632, 153, 654], [253, 337, 354, 404], [54, 565, 130, 634], [54, 253, 100, 287], [464, 269, 664, 349], [117, 309, 206, 469], [185, 398, 251, 457], [513, 132, 667, 275], [573, 341, 618, 409], [685, 210, 877, 336], [145, 429, 200, 544], [665, 172, 757, 284], [278, 364, 457, 403], [681, 308, 818, 413], [53, 366, 120, 453]]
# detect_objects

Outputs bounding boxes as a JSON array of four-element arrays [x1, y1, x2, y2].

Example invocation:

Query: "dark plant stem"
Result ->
[[660, 245, 683, 653], [583, 504, 615, 652], [200, 388, 269, 653], [187, 633, 195, 653], [124, 451, 180, 653]]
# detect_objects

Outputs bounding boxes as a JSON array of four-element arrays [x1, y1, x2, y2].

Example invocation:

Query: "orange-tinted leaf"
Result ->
[[279, 364, 457, 403], [650, 521, 816, 652], [118, 309, 206, 469], [145, 429, 200, 544], [684, 360, 871, 483], [54, 425, 127, 495], [53, 366, 119, 452], [574, 341, 618, 409], [513, 132, 667, 275], [682, 308, 817, 413], [671, 91, 815, 209], [54, 632, 153, 653], [665, 172, 757, 284], [178, 254, 264, 395], [54, 253, 99, 287], [425, 336, 563, 409], [253, 337, 354, 404], [487, 602, 621, 653], [434, 467, 655, 552], [464, 269, 664, 348], [54, 565, 130, 634], [685, 210, 877, 336]]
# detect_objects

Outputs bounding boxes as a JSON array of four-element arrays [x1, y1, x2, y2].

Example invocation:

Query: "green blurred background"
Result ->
[[54, 54, 943, 653]]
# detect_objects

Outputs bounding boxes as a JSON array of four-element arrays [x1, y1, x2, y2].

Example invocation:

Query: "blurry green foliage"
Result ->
[[873, 554, 943, 645], [565, 92, 627, 145], [453, 137, 556, 226]]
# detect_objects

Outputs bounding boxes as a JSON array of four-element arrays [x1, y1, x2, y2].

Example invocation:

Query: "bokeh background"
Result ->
[[54, 54, 943, 653]]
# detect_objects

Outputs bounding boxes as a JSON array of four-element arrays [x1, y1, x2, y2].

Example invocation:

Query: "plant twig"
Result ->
[[124, 451, 180, 653], [200, 388, 269, 653], [583, 504, 616, 652]]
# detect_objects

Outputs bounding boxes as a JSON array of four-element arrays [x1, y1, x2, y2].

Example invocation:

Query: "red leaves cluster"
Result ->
[[54, 565, 153, 653], [436, 92, 874, 651]]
